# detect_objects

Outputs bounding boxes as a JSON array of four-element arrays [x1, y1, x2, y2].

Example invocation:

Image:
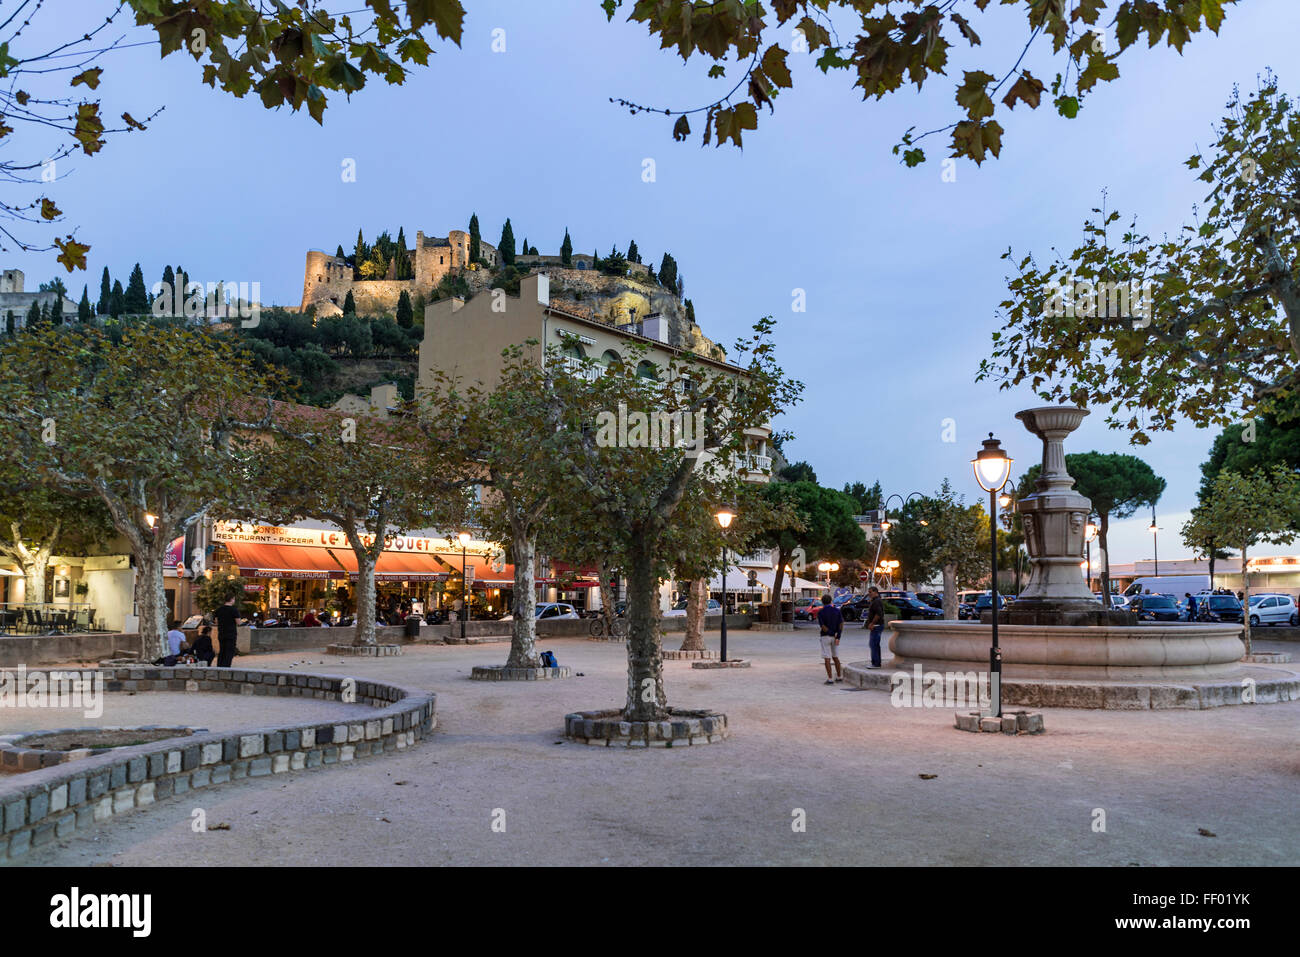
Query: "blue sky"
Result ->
[[14, 0, 1299, 562]]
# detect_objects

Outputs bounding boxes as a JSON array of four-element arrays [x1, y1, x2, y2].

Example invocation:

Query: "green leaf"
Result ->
[[71, 68, 104, 90], [1055, 95, 1079, 119]]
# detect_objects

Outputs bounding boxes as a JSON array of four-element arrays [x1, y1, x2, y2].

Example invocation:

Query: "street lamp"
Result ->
[[872, 492, 924, 589], [817, 561, 839, 593], [458, 531, 471, 640], [1149, 509, 1160, 577], [1085, 521, 1098, 591], [972, 432, 1013, 719], [715, 505, 735, 662]]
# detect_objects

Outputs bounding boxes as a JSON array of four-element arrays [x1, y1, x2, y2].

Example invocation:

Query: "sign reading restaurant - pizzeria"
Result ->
[[213, 521, 476, 553]]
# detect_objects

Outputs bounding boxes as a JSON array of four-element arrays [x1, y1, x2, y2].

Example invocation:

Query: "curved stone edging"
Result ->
[[0, 666, 436, 863], [842, 660, 1300, 710], [692, 659, 750, 669], [564, 708, 728, 747], [469, 665, 572, 681], [662, 649, 716, 659], [1, 727, 200, 773], [326, 643, 402, 657]]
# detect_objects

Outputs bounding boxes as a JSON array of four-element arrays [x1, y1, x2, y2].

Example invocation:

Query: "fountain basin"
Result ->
[[890, 620, 1246, 680]]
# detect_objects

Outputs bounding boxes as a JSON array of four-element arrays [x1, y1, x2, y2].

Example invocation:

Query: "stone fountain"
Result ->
[[841, 405, 1300, 709]]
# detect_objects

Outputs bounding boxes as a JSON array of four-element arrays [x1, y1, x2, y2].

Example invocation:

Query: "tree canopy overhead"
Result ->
[[983, 75, 1299, 443]]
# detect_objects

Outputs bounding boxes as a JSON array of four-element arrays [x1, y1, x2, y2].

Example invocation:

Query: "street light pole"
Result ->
[[716, 505, 736, 663], [1150, 509, 1160, 577], [973, 433, 1013, 720], [458, 531, 471, 641]]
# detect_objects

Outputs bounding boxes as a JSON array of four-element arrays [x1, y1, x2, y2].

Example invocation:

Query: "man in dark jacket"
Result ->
[[215, 596, 239, 667], [863, 586, 884, 668], [816, 594, 844, 684]]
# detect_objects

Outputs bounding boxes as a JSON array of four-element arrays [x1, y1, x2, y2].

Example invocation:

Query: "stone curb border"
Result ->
[[1242, 652, 1292, 664], [325, 643, 402, 657], [469, 665, 572, 681], [692, 659, 750, 669], [0, 666, 436, 864], [750, 622, 796, 632], [662, 649, 717, 660], [564, 708, 728, 748], [586, 636, 625, 643], [0, 727, 201, 772], [842, 661, 1300, 710], [954, 711, 1045, 734]]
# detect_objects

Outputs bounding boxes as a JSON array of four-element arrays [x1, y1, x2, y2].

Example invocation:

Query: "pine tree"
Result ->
[[97, 266, 111, 315], [396, 290, 413, 328], [353, 229, 367, 280], [123, 263, 149, 315], [343, 290, 356, 315], [659, 253, 679, 293], [109, 280, 124, 318], [469, 213, 481, 262], [499, 218, 516, 265], [77, 285, 92, 323], [560, 228, 572, 266], [530, 244, 539, 256], [161, 265, 175, 310], [412, 292, 426, 326], [627, 239, 639, 263]]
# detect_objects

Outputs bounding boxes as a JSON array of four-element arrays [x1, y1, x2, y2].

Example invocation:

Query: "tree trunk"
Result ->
[[623, 537, 666, 721], [1241, 544, 1251, 657], [23, 554, 50, 607], [596, 559, 616, 634], [1208, 544, 1216, 591], [353, 550, 377, 645], [1099, 511, 1112, 609], [769, 548, 790, 622], [134, 542, 170, 660], [680, 577, 707, 651], [506, 528, 540, 667], [942, 564, 958, 620]]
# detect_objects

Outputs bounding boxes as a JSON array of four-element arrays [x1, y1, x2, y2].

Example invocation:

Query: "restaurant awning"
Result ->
[[223, 540, 529, 584]]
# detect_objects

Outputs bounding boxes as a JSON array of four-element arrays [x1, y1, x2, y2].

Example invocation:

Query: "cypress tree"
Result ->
[[97, 266, 111, 315], [627, 239, 639, 263], [396, 290, 413, 328], [335, 244, 347, 261], [659, 253, 678, 293], [684, 298, 696, 325], [109, 280, 124, 318], [26, 300, 41, 328], [77, 285, 92, 323], [161, 265, 175, 310], [343, 290, 356, 315], [469, 213, 481, 262], [353, 229, 367, 280], [499, 218, 515, 265], [520, 237, 529, 259], [5, 310, 14, 335], [123, 263, 148, 315], [560, 228, 572, 266]]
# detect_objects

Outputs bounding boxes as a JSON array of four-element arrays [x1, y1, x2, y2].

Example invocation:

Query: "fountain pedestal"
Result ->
[[1001, 406, 1134, 626]]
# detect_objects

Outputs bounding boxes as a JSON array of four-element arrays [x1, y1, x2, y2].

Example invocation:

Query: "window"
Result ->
[[600, 349, 622, 369], [636, 360, 659, 381]]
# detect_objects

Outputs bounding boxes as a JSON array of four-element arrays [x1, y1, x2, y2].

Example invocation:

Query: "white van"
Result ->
[[1123, 575, 1211, 598]]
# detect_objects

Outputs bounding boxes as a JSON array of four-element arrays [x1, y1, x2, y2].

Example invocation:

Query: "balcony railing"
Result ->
[[742, 453, 772, 472]]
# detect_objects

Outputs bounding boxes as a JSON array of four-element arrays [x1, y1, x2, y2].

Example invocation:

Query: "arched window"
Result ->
[[636, 360, 659, 381], [600, 349, 622, 370]]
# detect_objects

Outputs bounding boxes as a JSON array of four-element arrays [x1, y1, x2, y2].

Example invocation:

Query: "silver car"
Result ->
[[1247, 594, 1298, 627]]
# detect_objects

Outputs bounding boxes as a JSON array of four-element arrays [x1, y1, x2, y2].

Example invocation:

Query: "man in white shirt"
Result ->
[[166, 621, 188, 657]]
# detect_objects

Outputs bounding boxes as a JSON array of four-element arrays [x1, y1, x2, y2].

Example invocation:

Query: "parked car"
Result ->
[[1247, 593, 1299, 627], [888, 596, 944, 620], [915, 592, 943, 609], [501, 602, 579, 622], [664, 598, 722, 617], [1129, 594, 1181, 622], [793, 597, 821, 621], [973, 593, 1006, 616], [1198, 594, 1244, 623]]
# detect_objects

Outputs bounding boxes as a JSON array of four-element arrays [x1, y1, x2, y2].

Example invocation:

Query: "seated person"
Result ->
[[187, 625, 216, 665], [300, 609, 321, 627]]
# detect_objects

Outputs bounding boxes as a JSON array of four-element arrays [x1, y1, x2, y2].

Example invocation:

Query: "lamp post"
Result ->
[[973, 432, 1013, 719], [817, 561, 839, 594], [458, 531, 471, 640], [1085, 521, 1097, 592], [874, 493, 923, 588], [715, 505, 735, 662], [1149, 509, 1160, 577]]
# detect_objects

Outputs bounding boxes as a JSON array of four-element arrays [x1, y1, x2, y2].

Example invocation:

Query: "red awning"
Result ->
[[225, 541, 451, 582]]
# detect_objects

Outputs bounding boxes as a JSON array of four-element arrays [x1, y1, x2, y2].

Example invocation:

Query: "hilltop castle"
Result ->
[[299, 226, 718, 356]]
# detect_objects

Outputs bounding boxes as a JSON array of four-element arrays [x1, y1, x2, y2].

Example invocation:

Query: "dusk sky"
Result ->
[[17, 0, 1299, 563]]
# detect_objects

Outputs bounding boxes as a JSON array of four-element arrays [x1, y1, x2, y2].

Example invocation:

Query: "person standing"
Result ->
[[816, 594, 844, 684], [863, 586, 884, 669], [215, 595, 239, 667]]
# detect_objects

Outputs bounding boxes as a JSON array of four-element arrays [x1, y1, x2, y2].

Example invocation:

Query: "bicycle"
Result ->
[[589, 616, 629, 639]]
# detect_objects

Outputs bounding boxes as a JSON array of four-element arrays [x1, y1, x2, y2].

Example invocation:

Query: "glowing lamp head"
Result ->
[[715, 506, 735, 529], [457, 531, 471, 546], [972, 433, 1012, 492], [1085, 522, 1097, 542]]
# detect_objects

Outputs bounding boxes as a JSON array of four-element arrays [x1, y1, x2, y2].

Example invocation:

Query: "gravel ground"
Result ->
[[16, 627, 1300, 867]]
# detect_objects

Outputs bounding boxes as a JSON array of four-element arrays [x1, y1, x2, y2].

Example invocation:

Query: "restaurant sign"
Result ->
[[214, 521, 476, 554]]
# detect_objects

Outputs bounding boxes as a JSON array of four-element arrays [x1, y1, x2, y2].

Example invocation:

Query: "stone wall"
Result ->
[[247, 624, 408, 653], [300, 250, 352, 312], [0, 633, 144, 669], [0, 666, 436, 862]]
